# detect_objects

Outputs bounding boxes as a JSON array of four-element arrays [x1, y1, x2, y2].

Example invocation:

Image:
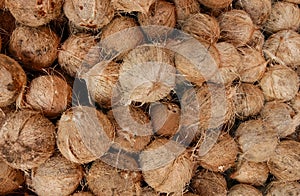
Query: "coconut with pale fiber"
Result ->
[[266, 181, 300, 196], [0, 161, 24, 194], [197, 0, 232, 9], [174, 0, 200, 23], [291, 93, 300, 113], [111, 0, 156, 13], [247, 29, 265, 52], [228, 184, 262, 196], [283, 0, 300, 3]]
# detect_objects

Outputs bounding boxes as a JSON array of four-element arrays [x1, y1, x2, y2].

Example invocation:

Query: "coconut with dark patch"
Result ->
[[0, 110, 56, 170], [266, 181, 300, 196], [0, 11, 16, 50], [174, 0, 200, 23], [0, 54, 26, 108], [9, 26, 59, 71], [247, 29, 265, 52], [0, 161, 24, 194], [228, 184, 262, 196], [111, 0, 156, 13], [197, 0, 232, 9], [268, 140, 300, 181]]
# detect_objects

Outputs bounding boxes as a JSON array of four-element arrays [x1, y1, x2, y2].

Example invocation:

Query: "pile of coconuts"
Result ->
[[1, 0, 300, 195]]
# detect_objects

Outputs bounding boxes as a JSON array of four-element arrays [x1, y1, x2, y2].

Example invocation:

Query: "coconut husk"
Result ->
[[111, 0, 156, 13], [174, 0, 200, 23], [0, 161, 24, 194], [247, 29, 265, 52], [290, 93, 300, 113], [0, 11, 15, 51], [266, 181, 300, 196], [268, 140, 300, 181], [283, 0, 300, 3], [197, 0, 232, 9], [228, 184, 262, 196], [72, 192, 94, 196]]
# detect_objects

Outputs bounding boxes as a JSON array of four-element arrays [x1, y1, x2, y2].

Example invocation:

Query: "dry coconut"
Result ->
[[238, 47, 267, 83], [234, 0, 271, 25], [235, 119, 278, 162], [234, 83, 265, 119], [25, 75, 72, 117], [228, 184, 262, 196], [6, 0, 63, 27], [218, 10, 255, 47], [197, 0, 232, 9], [30, 153, 83, 196], [149, 102, 180, 137], [58, 34, 98, 77], [72, 192, 94, 196], [263, 30, 300, 69], [191, 171, 227, 196], [63, 0, 114, 31], [0, 11, 16, 49], [259, 65, 299, 102], [57, 106, 114, 164], [140, 139, 194, 194], [0, 161, 24, 194], [291, 93, 300, 113], [231, 159, 269, 186], [111, 0, 156, 13], [0, 54, 26, 108], [9, 26, 59, 71], [266, 181, 300, 196], [118, 45, 175, 104], [197, 132, 239, 172], [264, 2, 300, 33], [182, 13, 220, 44], [268, 140, 300, 181], [247, 29, 265, 52], [138, 0, 176, 40], [173, 0, 200, 22], [0, 110, 55, 170]]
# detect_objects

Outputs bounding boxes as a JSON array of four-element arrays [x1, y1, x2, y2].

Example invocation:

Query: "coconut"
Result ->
[[231, 159, 269, 186], [268, 140, 300, 181], [9, 26, 59, 71], [0, 161, 24, 194], [264, 2, 300, 33], [5, 0, 63, 27], [111, 0, 156, 13], [247, 29, 265, 52], [197, 0, 232, 9], [259, 65, 299, 102], [30, 153, 83, 196], [72, 192, 94, 196], [0, 54, 26, 108], [263, 30, 300, 69], [0, 110, 55, 170], [191, 171, 227, 196], [238, 47, 267, 83], [266, 181, 300, 196], [234, 0, 271, 25], [197, 132, 239, 172], [291, 93, 300, 113], [173, 0, 200, 23], [283, 0, 300, 3], [0, 11, 16, 50], [218, 10, 255, 47], [57, 106, 114, 164], [228, 184, 262, 196], [182, 13, 220, 44], [235, 119, 278, 162], [234, 83, 265, 119], [63, 0, 114, 31]]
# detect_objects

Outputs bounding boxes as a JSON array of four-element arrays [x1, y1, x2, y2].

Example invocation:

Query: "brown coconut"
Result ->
[[266, 181, 300, 196], [231, 159, 269, 186], [291, 93, 300, 113], [191, 171, 227, 196], [235, 0, 271, 25], [264, 2, 300, 33], [173, 0, 200, 22], [6, 0, 63, 27], [235, 119, 278, 162], [111, 0, 156, 13], [182, 13, 220, 44], [0, 161, 24, 194], [9, 26, 59, 71], [0, 54, 26, 108], [238, 47, 267, 83], [197, 132, 239, 172], [228, 184, 262, 196], [57, 106, 114, 164], [218, 10, 255, 47], [63, 0, 114, 31], [268, 140, 300, 181], [259, 64, 299, 102], [234, 83, 265, 119], [31, 153, 83, 196], [72, 192, 94, 196], [197, 0, 232, 9], [0, 11, 16, 50], [247, 29, 265, 52], [0, 110, 55, 170], [283, 0, 300, 3]]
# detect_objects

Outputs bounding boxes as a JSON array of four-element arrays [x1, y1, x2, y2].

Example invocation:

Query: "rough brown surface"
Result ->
[[0, 161, 24, 194], [112, 0, 156, 13], [266, 181, 300, 196], [197, 0, 232, 9], [174, 0, 200, 22], [228, 184, 262, 196], [247, 29, 265, 52]]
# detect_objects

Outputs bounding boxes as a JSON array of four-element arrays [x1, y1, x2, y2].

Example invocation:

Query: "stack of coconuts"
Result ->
[[0, 0, 300, 195]]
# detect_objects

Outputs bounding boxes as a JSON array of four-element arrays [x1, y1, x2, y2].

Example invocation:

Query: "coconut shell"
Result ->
[[111, 0, 156, 13], [0, 54, 26, 108], [0, 110, 56, 170], [31, 153, 83, 196], [174, 0, 200, 22], [264, 2, 300, 33], [57, 106, 114, 164], [268, 140, 300, 181], [9, 26, 59, 71], [72, 192, 94, 196], [182, 13, 220, 44], [191, 171, 227, 196], [197, 0, 232, 9], [235, 119, 278, 162], [259, 65, 299, 102], [231, 159, 269, 186], [266, 181, 300, 196], [63, 0, 114, 31], [238, 47, 267, 83], [218, 10, 255, 47], [6, 0, 63, 27], [228, 184, 262, 196], [234, 83, 265, 119], [247, 29, 265, 52], [0, 161, 24, 194]]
